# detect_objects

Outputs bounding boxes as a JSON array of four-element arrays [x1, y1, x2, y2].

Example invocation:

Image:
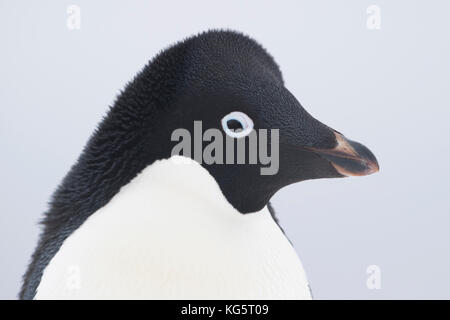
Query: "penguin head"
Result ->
[[86, 30, 379, 214]]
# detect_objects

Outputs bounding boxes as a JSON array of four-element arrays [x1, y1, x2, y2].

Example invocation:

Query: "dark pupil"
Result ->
[[227, 119, 244, 132]]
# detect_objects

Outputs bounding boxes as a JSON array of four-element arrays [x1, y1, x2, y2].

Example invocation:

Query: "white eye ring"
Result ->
[[221, 111, 254, 138]]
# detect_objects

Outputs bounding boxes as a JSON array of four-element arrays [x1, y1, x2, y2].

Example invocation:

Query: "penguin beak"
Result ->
[[306, 132, 379, 177]]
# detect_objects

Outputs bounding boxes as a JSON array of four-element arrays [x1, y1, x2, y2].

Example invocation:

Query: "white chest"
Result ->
[[35, 157, 311, 299]]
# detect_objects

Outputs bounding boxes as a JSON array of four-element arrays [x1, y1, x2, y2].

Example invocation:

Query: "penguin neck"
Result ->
[[129, 155, 262, 219]]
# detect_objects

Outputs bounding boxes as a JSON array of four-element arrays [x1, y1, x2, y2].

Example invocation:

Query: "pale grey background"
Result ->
[[1, 0, 449, 299]]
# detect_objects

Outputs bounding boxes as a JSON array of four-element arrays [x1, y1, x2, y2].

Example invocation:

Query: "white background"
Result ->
[[1, 0, 449, 299]]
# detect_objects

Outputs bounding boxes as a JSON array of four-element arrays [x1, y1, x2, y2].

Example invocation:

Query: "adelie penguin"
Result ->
[[20, 30, 379, 299]]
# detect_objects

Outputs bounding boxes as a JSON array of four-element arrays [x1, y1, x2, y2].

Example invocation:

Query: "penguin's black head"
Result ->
[[84, 30, 379, 214]]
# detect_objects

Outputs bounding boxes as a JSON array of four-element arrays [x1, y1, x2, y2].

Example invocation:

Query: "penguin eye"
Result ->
[[221, 111, 254, 138]]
